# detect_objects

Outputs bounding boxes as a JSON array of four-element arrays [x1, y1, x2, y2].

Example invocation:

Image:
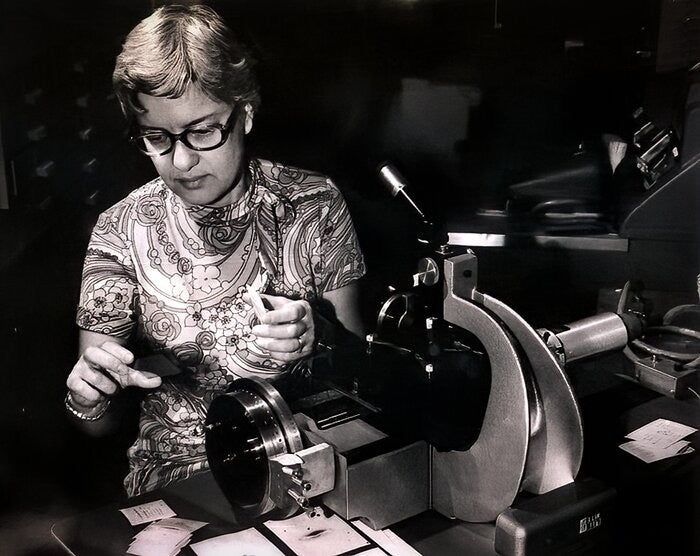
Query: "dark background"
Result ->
[[0, 0, 698, 554]]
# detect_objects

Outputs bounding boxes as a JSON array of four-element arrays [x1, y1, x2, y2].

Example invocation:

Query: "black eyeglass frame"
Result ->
[[130, 107, 240, 157]]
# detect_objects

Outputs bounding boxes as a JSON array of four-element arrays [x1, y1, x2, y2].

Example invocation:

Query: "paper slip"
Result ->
[[264, 512, 370, 556], [127, 517, 208, 556], [620, 418, 697, 463], [352, 519, 422, 556], [246, 285, 268, 320], [190, 528, 285, 556], [127, 529, 189, 556], [155, 517, 208, 533], [620, 439, 695, 464], [120, 500, 176, 526], [625, 418, 698, 449], [355, 550, 387, 556]]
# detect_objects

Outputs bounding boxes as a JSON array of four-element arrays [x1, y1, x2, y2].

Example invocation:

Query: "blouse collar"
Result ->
[[178, 159, 294, 227], [168, 159, 296, 282]]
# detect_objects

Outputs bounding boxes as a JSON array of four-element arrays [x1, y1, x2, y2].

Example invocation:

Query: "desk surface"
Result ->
[[52, 470, 498, 556], [51, 472, 236, 556], [52, 395, 700, 556]]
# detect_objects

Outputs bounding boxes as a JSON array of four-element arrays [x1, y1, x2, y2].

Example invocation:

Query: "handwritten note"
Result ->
[[119, 500, 176, 526], [625, 418, 697, 449], [620, 418, 697, 463]]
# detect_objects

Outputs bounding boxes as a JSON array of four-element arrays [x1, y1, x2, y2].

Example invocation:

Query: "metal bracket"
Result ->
[[269, 444, 336, 511]]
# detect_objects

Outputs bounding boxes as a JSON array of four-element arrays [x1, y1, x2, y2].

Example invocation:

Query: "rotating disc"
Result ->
[[205, 377, 303, 520]]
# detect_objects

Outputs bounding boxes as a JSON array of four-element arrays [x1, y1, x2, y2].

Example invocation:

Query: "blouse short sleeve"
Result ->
[[76, 205, 139, 339], [314, 179, 366, 293]]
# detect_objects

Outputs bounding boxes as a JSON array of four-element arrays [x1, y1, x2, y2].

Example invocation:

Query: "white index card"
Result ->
[[119, 500, 176, 526], [625, 418, 697, 449]]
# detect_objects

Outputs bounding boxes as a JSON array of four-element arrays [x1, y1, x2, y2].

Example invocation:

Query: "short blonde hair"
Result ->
[[113, 4, 260, 120]]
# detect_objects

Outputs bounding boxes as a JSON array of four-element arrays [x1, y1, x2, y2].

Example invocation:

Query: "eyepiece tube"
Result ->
[[556, 313, 630, 364]]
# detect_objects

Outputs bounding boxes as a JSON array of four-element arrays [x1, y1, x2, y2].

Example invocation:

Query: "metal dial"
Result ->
[[205, 378, 304, 520]]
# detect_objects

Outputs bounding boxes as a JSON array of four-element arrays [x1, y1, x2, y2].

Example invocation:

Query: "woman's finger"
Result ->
[[258, 297, 308, 325], [69, 378, 105, 406], [80, 365, 119, 396], [82, 345, 161, 390], [101, 341, 135, 365], [256, 335, 305, 353], [252, 321, 307, 339]]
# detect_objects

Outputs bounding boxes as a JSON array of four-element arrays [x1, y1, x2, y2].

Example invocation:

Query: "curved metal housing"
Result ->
[[432, 252, 584, 522]]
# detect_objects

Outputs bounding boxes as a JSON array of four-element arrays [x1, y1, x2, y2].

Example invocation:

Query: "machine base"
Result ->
[[495, 478, 616, 556]]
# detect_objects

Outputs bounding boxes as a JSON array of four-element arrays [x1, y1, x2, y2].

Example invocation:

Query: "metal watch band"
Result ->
[[65, 392, 111, 421]]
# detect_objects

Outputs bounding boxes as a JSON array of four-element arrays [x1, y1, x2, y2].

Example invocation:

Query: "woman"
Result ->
[[65, 4, 365, 496]]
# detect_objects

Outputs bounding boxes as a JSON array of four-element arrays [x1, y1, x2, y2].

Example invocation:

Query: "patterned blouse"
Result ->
[[76, 158, 365, 496]]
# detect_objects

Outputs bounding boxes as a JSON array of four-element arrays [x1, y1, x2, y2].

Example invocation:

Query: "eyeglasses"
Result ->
[[131, 109, 238, 157]]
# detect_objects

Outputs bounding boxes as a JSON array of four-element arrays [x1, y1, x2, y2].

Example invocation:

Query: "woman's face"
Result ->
[[135, 86, 251, 207]]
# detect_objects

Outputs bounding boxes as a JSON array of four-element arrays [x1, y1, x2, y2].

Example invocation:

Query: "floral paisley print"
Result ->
[[76, 158, 365, 495]]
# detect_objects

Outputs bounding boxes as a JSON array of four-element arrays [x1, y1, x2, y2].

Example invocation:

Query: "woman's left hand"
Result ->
[[250, 294, 314, 363]]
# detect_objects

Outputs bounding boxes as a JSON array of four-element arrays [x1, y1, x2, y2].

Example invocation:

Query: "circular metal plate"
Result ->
[[206, 377, 303, 520], [377, 292, 421, 334], [416, 257, 440, 286]]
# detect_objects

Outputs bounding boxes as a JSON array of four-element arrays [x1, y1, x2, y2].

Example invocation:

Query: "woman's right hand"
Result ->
[[66, 341, 162, 411]]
